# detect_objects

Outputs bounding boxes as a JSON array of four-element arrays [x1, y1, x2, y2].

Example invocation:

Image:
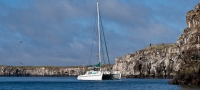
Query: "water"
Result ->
[[0, 77, 200, 90]]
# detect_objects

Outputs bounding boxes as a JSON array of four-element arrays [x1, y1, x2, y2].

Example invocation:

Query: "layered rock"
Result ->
[[113, 3, 200, 85]]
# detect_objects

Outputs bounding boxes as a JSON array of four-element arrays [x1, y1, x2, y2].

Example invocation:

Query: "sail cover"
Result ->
[[87, 62, 100, 67]]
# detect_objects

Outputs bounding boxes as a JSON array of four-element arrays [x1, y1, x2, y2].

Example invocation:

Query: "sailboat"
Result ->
[[77, 2, 121, 80]]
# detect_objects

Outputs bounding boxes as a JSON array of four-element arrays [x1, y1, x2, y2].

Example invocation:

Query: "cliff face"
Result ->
[[176, 3, 200, 76], [113, 44, 180, 78], [169, 3, 200, 85], [113, 3, 200, 84]]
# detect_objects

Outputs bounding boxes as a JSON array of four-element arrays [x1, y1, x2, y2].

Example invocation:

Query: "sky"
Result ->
[[0, 0, 199, 66]]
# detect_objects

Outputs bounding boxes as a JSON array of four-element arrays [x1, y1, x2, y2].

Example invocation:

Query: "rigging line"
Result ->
[[87, 6, 98, 66], [99, 10, 111, 66], [100, 31, 106, 64]]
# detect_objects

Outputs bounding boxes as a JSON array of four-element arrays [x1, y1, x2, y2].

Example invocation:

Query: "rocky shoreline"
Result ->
[[0, 64, 113, 77], [0, 66, 80, 77]]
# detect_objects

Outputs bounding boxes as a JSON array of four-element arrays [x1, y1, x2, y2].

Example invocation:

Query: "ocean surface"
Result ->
[[0, 77, 200, 90]]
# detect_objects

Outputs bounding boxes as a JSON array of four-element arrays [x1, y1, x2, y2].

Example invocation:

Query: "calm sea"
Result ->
[[0, 77, 200, 90]]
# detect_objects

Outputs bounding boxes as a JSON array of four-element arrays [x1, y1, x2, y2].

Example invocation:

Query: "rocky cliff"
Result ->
[[0, 66, 81, 76], [0, 64, 112, 77], [113, 3, 200, 85], [113, 43, 179, 78]]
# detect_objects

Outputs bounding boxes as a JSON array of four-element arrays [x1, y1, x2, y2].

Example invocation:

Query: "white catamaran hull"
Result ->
[[77, 71, 103, 80], [77, 74, 103, 80]]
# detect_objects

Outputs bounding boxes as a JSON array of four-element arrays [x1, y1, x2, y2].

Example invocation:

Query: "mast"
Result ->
[[97, 2, 101, 69]]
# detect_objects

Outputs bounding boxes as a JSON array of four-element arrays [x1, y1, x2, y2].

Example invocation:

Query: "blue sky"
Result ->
[[0, 0, 199, 66]]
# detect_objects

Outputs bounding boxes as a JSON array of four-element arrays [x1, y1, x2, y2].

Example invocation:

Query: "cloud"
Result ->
[[0, 0, 199, 66]]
